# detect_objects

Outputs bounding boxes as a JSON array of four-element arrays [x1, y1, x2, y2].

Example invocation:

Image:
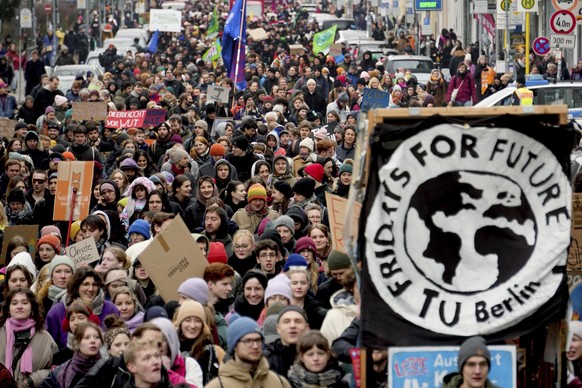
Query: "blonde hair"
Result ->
[[104, 246, 130, 270]]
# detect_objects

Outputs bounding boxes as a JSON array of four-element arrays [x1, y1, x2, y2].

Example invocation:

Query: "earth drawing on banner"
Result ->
[[405, 171, 537, 294]]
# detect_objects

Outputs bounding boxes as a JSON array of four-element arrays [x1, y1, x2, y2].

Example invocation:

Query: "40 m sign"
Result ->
[[550, 10, 577, 34]]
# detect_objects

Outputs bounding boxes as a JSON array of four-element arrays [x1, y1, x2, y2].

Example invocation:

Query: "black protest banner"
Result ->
[[360, 114, 574, 348]]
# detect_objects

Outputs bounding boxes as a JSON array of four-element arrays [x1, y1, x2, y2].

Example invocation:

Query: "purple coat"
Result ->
[[45, 300, 120, 349], [446, 73, 477, 104]]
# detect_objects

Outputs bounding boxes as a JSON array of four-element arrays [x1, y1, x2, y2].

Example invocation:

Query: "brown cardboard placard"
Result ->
[[329, 43, 343, 56], [53, 161, 95, 221], [0, 118, 17, 140], [72, 102, 109, 121], [65, 237, 100, 266], [289, 44, 304, 56], [248, 28, 268, 41], [568, 193, 582, 270], [1, 225, 39, 265], [138, 215, 208, 301], [325, 192, 362, 254]]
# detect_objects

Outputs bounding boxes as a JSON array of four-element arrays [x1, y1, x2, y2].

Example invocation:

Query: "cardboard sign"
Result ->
[[0, 118, 17, 139], [65, 237, 100, 265], [143, 109, 167, 126], [53, 161, 95, 221], [72, 102, 108, 121], [248, 28, 268, 41], [1, 225, 39, 265], [361, 87, 391, 113], [389, 345, 516, 388], [569, 193, 582, 270], [105, 110, 148, 128], [207, 85, 231, 104], [289, 44, 304, 56], [138, 215, 208, 301], [325, 192, 362, 254], [88, 79, 103, 91], [329, 43, 343, 56]]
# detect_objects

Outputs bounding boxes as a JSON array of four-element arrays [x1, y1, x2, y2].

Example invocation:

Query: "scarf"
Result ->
[[171, 163, 185, 176], [48, 285, 66, 301], [244, 203, 270, 217], [57, 352, 101, 388], [287, 362, 343, 388], [233, 294, 264, 321], [5, 318, 36, 375], [66, 288, 106, 315]]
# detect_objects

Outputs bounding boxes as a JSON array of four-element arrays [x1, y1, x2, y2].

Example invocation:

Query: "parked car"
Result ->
[[474, 80, 582, 124], [383, 55, 437, 85], [51, 64, 102, 93]]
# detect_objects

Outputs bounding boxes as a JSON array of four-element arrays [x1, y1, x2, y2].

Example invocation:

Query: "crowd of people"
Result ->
[[0, 0, 580, 386]]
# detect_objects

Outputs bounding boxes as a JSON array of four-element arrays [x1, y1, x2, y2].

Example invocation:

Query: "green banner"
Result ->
[[207, 9, 219, 39], [203, 41, 222, 65]]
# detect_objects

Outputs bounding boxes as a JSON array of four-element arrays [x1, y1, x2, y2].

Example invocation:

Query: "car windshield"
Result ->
[[53, 67, 91, 76], [387, 60, 434, 73]]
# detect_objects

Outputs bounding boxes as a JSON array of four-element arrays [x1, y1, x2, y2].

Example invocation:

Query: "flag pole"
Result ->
[[232, 0, 247, 107]]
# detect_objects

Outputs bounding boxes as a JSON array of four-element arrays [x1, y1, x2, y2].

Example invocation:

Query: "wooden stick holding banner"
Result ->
[[66, 188, 78, 247]]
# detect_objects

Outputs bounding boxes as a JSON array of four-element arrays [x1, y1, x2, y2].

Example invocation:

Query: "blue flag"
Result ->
[[221, 0, 247, 90], [147, 30, 159, 53]]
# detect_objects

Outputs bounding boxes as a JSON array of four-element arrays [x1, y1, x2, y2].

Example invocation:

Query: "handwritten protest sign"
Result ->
[[88, 79, 103, 91], [329, 43, 343, 56], [54, 162, 94, 221], [325, 193, 361, 253], [569, 193, 582, 270], [361, 87, 391, 113], [105, 110, 147, 128], [149, 9, 182, 32], [143, 109, 167, 126], [289, 44, 304, 56], [389, 346, 516, 388], [72, 102, 108, 121], [65, 237, 100, 265], [138, 215, 208, 301], [0, 118, 17, 139], [1, 225, 39, 265], [207, 85, 231, 104]]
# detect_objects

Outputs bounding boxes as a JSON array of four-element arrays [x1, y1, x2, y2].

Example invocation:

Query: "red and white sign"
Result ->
[[552, 0, 577, 11], [550, 10, 577, 34], [44, 4, 51, 12]]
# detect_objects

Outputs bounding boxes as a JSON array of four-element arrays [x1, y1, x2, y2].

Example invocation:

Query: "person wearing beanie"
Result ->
[[257, 275, 292, 326], [91, 179, 121, 213], [271, 156, 296, 189], [206, 316, 291, 388], [273, 215, 296, 252], [127, 219, 151, 246], [317, 250, 353, 309], [233, 270, 268, 321], [69, 220, 82, 243], [263, 305, 310, 377], [231, 183, 278, 234], [36, 233, 61, 267], [292, 137, 316, 176], [334, 160, 353, 199], [327, 92, 351, 122], [283, 253, 308, 272], [6, 188, 33, 226], [173, 299, 222, 386], [207, 242, 228, 264], [41, 225, 62, 240], [37, 254, 76, 314], [442, 336, 496, 388], [209, 143, 226, 157], [178, 278, 210, 306], [320, 267, 358, 346], [271, 180, 294, 216], [292, 178, 316, 204]]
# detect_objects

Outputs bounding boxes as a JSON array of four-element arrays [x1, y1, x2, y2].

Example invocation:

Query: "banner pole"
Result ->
[[232, 0, 247, 98], [65, 188, 78, 247]]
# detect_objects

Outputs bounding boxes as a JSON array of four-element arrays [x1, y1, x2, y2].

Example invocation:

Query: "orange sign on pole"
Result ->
[[53, 161, 94, 222]]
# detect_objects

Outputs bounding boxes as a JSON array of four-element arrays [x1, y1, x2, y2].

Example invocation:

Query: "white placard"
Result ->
[[549, 33, 576, 48], [20, 9, 32, 29], [149, 9, 182, 32]]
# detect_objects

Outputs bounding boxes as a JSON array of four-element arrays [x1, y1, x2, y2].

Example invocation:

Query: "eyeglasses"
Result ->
[[259, 253, 276, 259], [239, 338, 263, 347]]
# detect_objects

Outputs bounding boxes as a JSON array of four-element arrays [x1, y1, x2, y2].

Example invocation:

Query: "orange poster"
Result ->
[[325, 192, 362, 254], [53, 161, 95, 221]]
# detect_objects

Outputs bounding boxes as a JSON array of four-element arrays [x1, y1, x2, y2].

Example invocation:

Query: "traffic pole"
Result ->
[[525, 12, 530, 75]]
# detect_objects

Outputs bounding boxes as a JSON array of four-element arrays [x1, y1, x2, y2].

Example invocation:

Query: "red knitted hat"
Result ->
[[207, 242, 228, 264], [304, 163, 324, 183]]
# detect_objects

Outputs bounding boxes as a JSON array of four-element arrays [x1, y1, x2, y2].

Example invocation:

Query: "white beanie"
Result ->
[[299, 138, 314, 152], [8, 252, 37, 279]]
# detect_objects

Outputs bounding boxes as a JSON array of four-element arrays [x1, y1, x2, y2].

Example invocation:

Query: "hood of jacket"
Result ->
[[213, 159, 237, 182], [217, 357, 272, 382]]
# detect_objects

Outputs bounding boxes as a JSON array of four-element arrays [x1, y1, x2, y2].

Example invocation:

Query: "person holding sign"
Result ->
[[442, 336, 499, 388]]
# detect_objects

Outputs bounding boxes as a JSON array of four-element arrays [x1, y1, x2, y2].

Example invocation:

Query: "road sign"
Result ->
[[474, 0, 488, 13], [549, 33, 576, 48], [550, 10, 577, 34], [552, 0, 577, 11], [498, 0, 511, 12], [532, 36, 551, 55], [20, 9, 32, 29], [44, 4, 51, 12], [413, 0, 442, 11], [517, 0, 538, 12]]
